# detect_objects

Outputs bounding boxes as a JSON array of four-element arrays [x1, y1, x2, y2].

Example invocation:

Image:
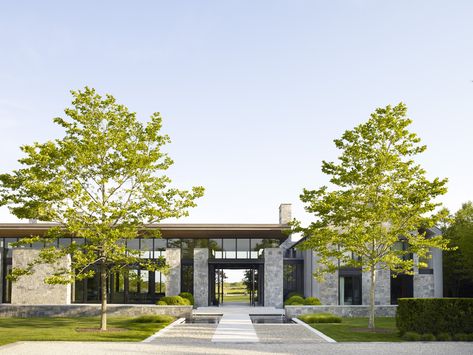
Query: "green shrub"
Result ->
[[436, 332, 452, 341], [157, 300, 167, 305], [285, 292, 303, 300], [453, 333, 469, 341], [402, 332, 421, 341], [133, 315, 174, 323], [157, 296, 189, 306], [420, 333, 436, 341], [467, 333, 473, 341], [179, 292, 194, 305], [303, 297, 321, 305], [298, 313, 342, 324], [284, 295, 305, 306], [396, 298, 473, 335]]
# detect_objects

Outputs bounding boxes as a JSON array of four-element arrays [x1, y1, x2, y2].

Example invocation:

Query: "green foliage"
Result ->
[[0, 87, 204, 329], [295, 103, 449, 328], [420, 333, 436, 341], [179, 292, 194, 305], [303, 297, 321, 305], [132, 315, 174, 323], [299, 313, 342, 323], [285, 292, 303, 300], [158, 296, 190, 306], [453, 333, 469, 341], [284, 295, 305, 305], [443, 202, 473, 297], [436, 332, 452, 341], [396, 298, 473, 335], [402, 331, 421, 341], [156, 301, 167, 306]]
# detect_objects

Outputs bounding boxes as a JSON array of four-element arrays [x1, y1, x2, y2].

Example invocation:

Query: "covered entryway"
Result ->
[[209, 262, 264, 306]]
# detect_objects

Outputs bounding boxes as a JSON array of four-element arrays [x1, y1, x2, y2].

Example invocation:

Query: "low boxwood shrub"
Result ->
[[436, 332, 452, 341], [402, 331, 421, 341], [133, 315, 174, 323], [157, 295, 190, 306], [303, 297, 321, 305], [284, 295, 305, 306], [396, 298, 473, 335], [285, 292, 303, 300], [298, 313, 342, 324], [420, 333, 436, 341], [157, 300, 167, 305], [179, 292, 194, 305]]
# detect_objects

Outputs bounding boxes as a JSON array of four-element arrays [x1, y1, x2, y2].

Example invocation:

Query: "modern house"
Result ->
[[0, 204, 442, 308]]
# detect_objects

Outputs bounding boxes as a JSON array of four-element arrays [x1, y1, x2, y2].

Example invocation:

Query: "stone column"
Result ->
[[279, 204, 292, 225], [11, 249, 71, 305], [362, 265, 391, 305], [165, 248, 181, 296], [432, 248, 443, 298], [264, 248, 283, 308], [193, 248, 208, 307], [319, 268, 339, 305], [413, 253, 435, 298]]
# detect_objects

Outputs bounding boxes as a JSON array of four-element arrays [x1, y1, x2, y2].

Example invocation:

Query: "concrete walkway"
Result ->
[[196, 305, 283, 343]]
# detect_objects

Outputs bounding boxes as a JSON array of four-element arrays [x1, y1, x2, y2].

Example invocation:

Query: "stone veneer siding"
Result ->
[[362, 265, 391, 305], [413, 274, 435, 298], [319, 269, 339, 305], [285, 305, 397, 318], [193, 248, 208, 307], [0, 304, 192, 318], [11, 249, 71, 305], [165, 248, 181, 296], [264, 248, 283, 308]]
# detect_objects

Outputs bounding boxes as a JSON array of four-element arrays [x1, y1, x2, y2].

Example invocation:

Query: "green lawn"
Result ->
[[0, 316, 174, 346], [223, 294, 250, 303], [308, 317, 402, 342]]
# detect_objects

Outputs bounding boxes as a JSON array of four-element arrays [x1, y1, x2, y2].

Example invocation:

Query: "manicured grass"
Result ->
[[223, 294, 250, 303], [307, 317, 402, 342], [0, 316, 174, 346]]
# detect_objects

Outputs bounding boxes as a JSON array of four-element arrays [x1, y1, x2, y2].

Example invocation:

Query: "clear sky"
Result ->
[[0, 1, 472, 228]]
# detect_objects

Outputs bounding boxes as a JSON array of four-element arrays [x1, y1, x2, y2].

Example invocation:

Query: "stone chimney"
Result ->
[[279, 203, 292, 225]]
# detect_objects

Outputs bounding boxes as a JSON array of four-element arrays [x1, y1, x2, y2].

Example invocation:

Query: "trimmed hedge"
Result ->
[[298, 313, 342, 324], [284, 295, 305, 306], [303, 297, 322, 305], [396, 298, 473, 335], [179, 292, 194, 305], [133, 315, 174, 323], [157, 295, 190, 305]]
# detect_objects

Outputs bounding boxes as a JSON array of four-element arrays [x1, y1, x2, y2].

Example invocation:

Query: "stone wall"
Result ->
[[0, 304, 192, 318], [165, 248, 181, 296], [11, 249, 71, 305], [193, 248, 208, 307], [413, 274, 435, 298], [319, 269, 339, 305], [264, 248, 283, 308], [285, 305, 397, 318], [362, 265, 391, 305]]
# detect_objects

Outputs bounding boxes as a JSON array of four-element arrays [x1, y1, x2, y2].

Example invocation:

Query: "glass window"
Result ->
[[155, 271, 166, 294], [339, 275, 361, 305], [251, 238, 263, 259], [181, 264, 193, 293], [127, 239, 140, 253], [236, 238, 250, 259], [209, 238, 223, 258], [167, 239, 181, 248], [223, 239, 236, 259], [128, 269, 140, 293], [140, 238, 153, 259], [140, 270, 149, 293], [59, 238, 71, 247], [181, 239, 194, 259]]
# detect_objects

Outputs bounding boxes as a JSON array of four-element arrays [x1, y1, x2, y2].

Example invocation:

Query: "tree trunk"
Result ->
[[100, 262, 107, 331], [368, 265, 376, 329]]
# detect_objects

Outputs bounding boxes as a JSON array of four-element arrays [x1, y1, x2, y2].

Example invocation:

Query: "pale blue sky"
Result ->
[[0, 1, 472, 226]]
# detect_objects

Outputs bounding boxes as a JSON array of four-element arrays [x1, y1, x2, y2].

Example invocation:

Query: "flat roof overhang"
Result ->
[[0, 223, 289, 239]]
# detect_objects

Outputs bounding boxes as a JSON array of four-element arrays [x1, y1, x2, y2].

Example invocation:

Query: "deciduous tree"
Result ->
[[0, 87, 204, 330], [295, 103, 449, 329]]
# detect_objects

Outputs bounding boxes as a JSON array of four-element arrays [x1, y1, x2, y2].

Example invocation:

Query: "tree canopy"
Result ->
[[295, 103, 449, 328], [0, 87, 204, 329]]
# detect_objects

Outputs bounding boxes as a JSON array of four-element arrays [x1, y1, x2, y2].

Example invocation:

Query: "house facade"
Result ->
[[0, 204, 442, 308]]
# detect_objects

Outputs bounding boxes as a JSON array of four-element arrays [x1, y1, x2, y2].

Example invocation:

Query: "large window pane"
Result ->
[[223, 239, 236, 259], [209, 239, 222, 258], [140, 238, 153, 259], [236, 238, 250, 259]]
